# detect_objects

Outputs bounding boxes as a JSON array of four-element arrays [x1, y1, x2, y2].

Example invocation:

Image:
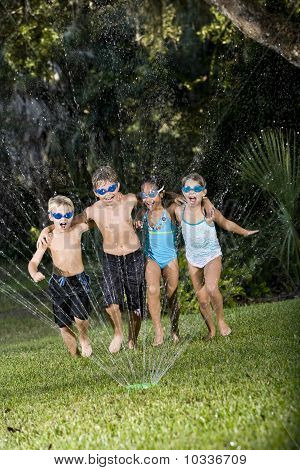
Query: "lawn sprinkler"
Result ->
[[125, 382, 157, 391]]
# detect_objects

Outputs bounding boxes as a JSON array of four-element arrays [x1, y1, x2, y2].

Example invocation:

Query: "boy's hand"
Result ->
[[244, 230, 259, 236], [32, 272, 45, 282], [37, 230, 52, 249]]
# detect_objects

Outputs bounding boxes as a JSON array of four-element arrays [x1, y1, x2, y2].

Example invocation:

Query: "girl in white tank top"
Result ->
[[181, 205, 222, 268], [175, 173, 258, 340]]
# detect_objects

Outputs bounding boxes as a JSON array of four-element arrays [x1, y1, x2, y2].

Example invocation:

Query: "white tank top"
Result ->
[[181, 206, 222, 268]]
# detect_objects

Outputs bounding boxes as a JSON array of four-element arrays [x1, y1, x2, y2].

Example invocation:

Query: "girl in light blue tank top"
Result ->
[[139, 178, 180, 346], [143, 208, 178, 270], [176, 172, 258, 341]]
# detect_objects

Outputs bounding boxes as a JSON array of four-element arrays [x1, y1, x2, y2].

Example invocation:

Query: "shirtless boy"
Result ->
[[28, 196, 93, 357], [38, 167, 144, 353]]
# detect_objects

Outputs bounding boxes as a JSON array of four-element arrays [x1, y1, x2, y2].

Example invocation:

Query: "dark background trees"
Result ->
[[0, 0, 299, 299]]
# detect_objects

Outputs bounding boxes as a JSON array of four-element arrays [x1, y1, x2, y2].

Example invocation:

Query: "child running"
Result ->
[[28, 196, 93, 357], [38, 166, 144, 354], [175, 173, 258, 339], [139, 177, 215, 346]]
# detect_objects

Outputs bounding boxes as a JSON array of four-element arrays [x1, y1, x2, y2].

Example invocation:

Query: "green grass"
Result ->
[[0, 299, 299, 449]]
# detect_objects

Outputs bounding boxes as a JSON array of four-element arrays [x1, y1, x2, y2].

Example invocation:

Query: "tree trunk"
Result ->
[[205, 0, 300, 67]]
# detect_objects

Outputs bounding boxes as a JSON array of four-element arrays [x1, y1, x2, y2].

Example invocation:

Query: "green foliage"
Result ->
[[220, 259, 270, 307], [29, 226, 39, 243], [1, 0, 67, 79], [0, 0, 299, 294], [178, 248, 270, 310], [197, 7, 236, 46], [236, 129, 300, 284]]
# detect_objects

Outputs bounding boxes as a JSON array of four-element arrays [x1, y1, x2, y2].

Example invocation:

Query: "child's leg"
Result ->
[[188, 262, 215, 339], [74, 317, 92, 357], [204, 256, 231, 336], [145, 258, 164, 346], [122, 249, 144, 349], [60, 326, 79, 357], [162, 259, 180, 343], [128, 311, 141, 349], [106, 303, 124, 353]]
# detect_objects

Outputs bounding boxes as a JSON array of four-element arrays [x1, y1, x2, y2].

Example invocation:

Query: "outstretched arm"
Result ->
[[213, 209, 259, 236]]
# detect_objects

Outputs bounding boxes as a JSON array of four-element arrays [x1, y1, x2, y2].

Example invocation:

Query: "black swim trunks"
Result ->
[[100, 248, 145, 315], [48, 272, 91, 328]]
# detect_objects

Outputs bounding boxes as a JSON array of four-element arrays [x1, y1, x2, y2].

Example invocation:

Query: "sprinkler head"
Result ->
[[126, 382, 157, 391]]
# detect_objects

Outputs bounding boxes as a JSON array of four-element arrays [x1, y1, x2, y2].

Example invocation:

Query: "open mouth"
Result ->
[[104, 194, 115, 202], [146, 200, 155, 209], [60, 222, 68, 229], [188, 196, 197, 204]]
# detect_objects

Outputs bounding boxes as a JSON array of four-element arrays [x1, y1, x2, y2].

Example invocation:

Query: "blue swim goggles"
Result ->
[[182, 184, 206, 193], [95, 182, 118, 195], [140, 186, 164, 199], [49, 211, 74, 220]]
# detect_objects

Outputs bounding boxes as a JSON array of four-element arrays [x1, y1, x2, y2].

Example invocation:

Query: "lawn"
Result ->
[[0, 299, 299, 450]]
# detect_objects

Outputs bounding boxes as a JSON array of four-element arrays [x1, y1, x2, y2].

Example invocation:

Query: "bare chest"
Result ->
[[94, 205, 133, 230], [50, 232, 82, 254]]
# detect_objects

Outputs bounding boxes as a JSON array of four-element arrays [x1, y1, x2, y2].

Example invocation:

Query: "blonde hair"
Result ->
[[182, 172, 206, 188], [48, 195, 74, 213], [92, 166, 118, 189]]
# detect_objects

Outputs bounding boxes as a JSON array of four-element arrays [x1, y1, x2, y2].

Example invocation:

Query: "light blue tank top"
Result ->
[[143, 209, 178, 269]]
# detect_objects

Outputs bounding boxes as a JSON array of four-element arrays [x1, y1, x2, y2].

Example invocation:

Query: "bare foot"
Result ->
[[70, 347, 80, 358], [81, 340, 92, 357], [218, 321, 232, 337], [128, 339, 137, 350], [153, 327, 164, 346], [171, 332, 180, 344], [109, 335, 123, 353], [202, 332, 215, 342]]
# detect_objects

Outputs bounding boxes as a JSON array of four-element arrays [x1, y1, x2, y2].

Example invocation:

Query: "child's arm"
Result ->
[[28, 246, 48, 282], [78, 221, 95, 233], [37, 225, 54, 248], [174, 205, 183, 224], [213, 209, 259, 236], [134, 192, 144, 208], [71, 207, 91, 226], [127, 193, 138, 206], [133, 205, 146, 230], [167, 202, 180, 224], [164, 191, 184, 207], [202, 197, 215, 219]]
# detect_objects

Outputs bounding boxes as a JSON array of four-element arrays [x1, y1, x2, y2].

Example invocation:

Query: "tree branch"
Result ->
[[205, 0, 300, 67]]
